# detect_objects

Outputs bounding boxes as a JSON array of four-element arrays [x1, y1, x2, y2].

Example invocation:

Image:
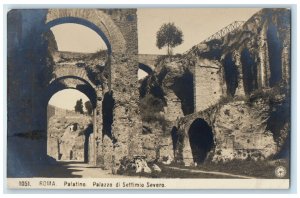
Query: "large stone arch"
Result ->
[[45, 75, 102, 165], [45, 9, 126, 54], [187, 118, 214, 164], [45, 75, 98, 108], [223, 53, 239, 97], [173, 108, 217, 165], [7, 9, 142, 175], [267, 22, 283, 87], [240, 48, 258, 95], [51, 65, 96, 90], [43, 9, 142, 168]]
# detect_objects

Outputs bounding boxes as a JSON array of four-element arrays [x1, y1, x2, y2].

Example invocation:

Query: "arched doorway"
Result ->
[[223, 53, 239, 97], [267, 23, 283, 87], [47, 89, 93, 162], [171, 126, 179, 158], [188, 118, 214, 163], [241, 48, 258, 95], [44, 9, 142, 169], [45, 16, 112, 54], [43, 17, 111, 166], [7, 8, 139, 177], [45, 76, 98, 165]]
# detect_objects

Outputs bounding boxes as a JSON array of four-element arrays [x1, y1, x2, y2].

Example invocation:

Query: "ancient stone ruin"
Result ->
[[47, 105, 92, 161], [139, 8, 290, 166], [7, 8, 291, 177]]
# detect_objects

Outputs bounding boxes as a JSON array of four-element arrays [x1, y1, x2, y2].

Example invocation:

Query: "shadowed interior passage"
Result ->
[[188, 118, 214, 163], [267, 23, 283, 87]]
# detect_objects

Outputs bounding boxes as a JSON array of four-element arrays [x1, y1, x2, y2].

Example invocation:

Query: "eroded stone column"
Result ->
[[110, 53, 143, 168], [95, 91, 104, 167], [164, 90, 184, 122], [90, 109, 97, 166], [232, 50, 246, 97], [182, 134, 194, 166], [281, 42, 290, 85], [258, 22, 271, 88]]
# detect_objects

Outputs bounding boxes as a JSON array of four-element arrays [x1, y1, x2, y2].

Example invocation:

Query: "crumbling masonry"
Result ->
[[7, 8, 291, 177], [7, 9, 142, 175]]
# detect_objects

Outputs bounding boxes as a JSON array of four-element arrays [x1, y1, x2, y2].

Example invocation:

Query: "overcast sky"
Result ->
[[49, 8, 261, 109], [48, 89, 90, 110], [51, 8, 261, 54], [137, 8, 260, 54]]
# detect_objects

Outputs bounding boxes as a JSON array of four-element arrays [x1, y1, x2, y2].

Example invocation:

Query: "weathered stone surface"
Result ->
[[213, 100, 277, 162], [7, 8, 143, 173], [46, 9, 127, 54], [47, 106, 92, 161], [152, 164, 162, 172], [117, 155, 152, 174], [173, 91, 288, 165], [135, 157, 151, 173], [59, 128, 85, 161], [102, 134, 113, 169], [139, 8, 290, 166], [7, 8, 291, 177], [194, 58, 225, 112], [159, 136, 174, 162]]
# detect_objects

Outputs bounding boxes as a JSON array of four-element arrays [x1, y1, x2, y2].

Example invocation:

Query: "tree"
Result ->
[[156, 22, 183, 58], [84, 101, 93, 115], [74, 99, 84, 114]]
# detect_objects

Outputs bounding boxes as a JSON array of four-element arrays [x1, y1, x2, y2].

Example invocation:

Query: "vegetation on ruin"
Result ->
[[163, 158, 289, 179], [84, 101, 93, 115], [74, 99, 84, 114], [139, 94, 167, 130], [120, 158, 289, 179], [156, 22, 183, 58]]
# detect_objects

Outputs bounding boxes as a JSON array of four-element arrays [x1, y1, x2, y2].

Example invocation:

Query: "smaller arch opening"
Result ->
[[223, 53, 238, 96], [47, 89, 93, 162], [46, 76, 97, 109], [171, 69, 194, 115], [188, 118, 214, 164], [102, 92, 115, 140], [171, 126, 179, 158], [267, 23, 283, 87], [46, 21, 111, 87], [241, 48, 258, 94], [50, 23, 107, 53], [45, 17, 112, 54]]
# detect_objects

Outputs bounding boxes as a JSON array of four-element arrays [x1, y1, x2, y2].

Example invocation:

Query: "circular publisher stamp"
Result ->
[[275, 166, 287, 178]]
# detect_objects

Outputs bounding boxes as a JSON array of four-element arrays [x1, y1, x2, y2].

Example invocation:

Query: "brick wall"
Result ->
[[194, 58, 224, 112]]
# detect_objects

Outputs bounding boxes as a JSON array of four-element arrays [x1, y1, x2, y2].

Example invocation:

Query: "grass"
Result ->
[[120, 159, 290, 179], [161, 159, 289, 179], [149, 168, 231, 179], [118, 166, 231, 179]]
